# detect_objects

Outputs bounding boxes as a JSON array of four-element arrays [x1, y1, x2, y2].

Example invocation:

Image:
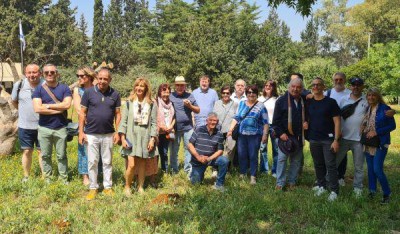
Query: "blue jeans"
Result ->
[[170, 129, 193, 174], [237, 134, 262, 176], [276, 139, 302, 187], [190, 156, 229, 186], [259, 129, 278, 174], [79, 142, 102, 175], [365, 147, 391, 196], [158, 134, 170, 171]]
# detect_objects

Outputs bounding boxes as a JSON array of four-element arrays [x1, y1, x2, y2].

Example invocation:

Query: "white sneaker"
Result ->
[[213, 184, 225, 192], [211, 170, 218, 179], [271, 173, 277, 178], [315, 187, 326, 196], [328, 191, 338, 202], [354, 188, 362, 198], [312, 186, 320, 192], [338, 178, 345, 187], [250, 176, 256, 185]]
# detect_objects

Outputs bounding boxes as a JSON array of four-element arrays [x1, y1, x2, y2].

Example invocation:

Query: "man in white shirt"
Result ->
[[230, 79, 246, 104]]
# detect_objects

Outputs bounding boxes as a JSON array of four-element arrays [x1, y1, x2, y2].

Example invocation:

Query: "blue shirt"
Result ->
[[192, 87, 218, 127], [189, 125, 224, 166], [32, 82, 72, 129], [80, 85, 121, 134], [234, 101, 269, 136], [170, 91, 198, 132]]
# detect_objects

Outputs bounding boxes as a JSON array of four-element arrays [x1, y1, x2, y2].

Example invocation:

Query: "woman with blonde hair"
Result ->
[[119, 78, 158, 195], [73, 66, 96, 185]]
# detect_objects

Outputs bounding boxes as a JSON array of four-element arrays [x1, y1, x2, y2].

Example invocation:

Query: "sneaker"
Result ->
[[250, 176, 256, 185], [381, 196, 390, 205], [212, 184, 225, 192], [271, 173, 277, 178], [315, 187, 326, 197], [211, 170, 218, 179], [275, 185, 283, 191], [22, 177, 29, 183], [103, 188, 115, 196], [45, 178, 52, 184], [312, 186, 320, 192], [124, 188, 132, 197], [328, 191, 338, 202], [338, 178, 345, 187], [86, 189, 98, 201], [353, 188, 362, 198]]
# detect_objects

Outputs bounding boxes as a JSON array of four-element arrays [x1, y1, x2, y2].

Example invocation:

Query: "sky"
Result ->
[[67, 0, 364, 41]]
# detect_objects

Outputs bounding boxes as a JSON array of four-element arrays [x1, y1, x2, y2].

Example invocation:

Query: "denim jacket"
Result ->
[[374, 103, 396, 147]]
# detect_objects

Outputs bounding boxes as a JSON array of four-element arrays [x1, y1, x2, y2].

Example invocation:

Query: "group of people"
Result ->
[[11, 63, 396, 204]]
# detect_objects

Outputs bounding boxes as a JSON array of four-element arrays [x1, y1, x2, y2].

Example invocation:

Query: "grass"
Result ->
[[1, 107, 400, 233]]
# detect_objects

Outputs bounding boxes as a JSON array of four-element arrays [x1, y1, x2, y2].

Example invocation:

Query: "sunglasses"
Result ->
[[221, 92, 230, 95], [44, 71, 57, 76], [76, 74, 86, 79], [246, 91, 256, 95]]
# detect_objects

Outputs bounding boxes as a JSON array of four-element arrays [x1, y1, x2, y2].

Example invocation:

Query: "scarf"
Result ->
[[157, 97, 175, 134], [288, 93, 305, 145], [361, 106, 377, 155]]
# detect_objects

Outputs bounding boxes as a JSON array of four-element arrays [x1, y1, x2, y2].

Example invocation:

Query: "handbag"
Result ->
[[42, 84, 76, 142], [360, 133, 380, 147], [232, 102, 258, 141], [341, 98, 362, 120]]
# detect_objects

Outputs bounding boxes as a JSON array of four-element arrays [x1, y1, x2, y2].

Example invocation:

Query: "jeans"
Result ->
[[190, 156, 229, 186], [259, 129, 278, 174], [336, 139, 364, 189], [87, 133, 113, 190], [170, 129, 193, 174], [276, 139, 302, 187], [158, 134, 170, 172], [338, 154, 348, 179], [38, 126, 68, 181], [365, 147, 391, 196], [237, 134, 262, 176], [310, 140, 339, 194], [78, 143, 88, 175]]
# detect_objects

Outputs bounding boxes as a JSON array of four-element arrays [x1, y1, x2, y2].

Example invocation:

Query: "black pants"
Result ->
[[338, 154, 347, 179], [310, 140, 339, 194]]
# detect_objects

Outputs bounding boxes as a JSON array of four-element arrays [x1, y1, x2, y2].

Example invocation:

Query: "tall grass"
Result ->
[[1, 108, 399, 233]]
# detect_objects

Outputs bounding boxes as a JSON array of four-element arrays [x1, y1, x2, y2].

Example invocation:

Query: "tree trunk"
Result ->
[[0, 96, 18, 157]]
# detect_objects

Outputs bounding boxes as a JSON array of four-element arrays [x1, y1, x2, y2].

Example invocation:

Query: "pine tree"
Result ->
[[92, 0, 105, 61]]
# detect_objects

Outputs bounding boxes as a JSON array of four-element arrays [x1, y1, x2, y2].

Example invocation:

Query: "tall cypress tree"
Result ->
[[92, 0, 104, 60]]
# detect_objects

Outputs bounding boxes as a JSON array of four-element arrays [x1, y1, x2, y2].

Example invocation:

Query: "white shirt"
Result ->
[[324, 88, 351, 104], [338, 94, 369, 141], [230, 92, 246, 104], [258, 96, 277, 125]]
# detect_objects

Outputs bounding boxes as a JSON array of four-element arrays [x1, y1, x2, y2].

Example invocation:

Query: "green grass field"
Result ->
[[1, 107, 400, 233]]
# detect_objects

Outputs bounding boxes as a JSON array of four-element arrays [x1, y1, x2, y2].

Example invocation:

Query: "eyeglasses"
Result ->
[[221, 92, 230, 95], [44, 71, 57, 76], [311, 83, 323, 87], [76, 74, 86, 79], [246, 91, 256, 95]]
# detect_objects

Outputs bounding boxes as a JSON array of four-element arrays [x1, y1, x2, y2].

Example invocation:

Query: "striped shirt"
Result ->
[[234, 101, 269, 136], [189, 125, 224, 166]]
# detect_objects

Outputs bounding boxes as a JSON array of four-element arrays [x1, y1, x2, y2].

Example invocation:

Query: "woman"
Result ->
[[73, 66, 96, 186], [228, 85, 269, 185], [361, 88, 396, 204], [157, 84, 175, 172], [257, 80, 279, 177], [119, 78, 158, 195]]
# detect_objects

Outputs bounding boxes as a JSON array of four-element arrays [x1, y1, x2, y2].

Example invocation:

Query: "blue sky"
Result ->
[[68, 0, 363, 41]]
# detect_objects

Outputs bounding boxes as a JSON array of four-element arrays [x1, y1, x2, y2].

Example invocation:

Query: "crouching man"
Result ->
[[188, 112, 229, 191]]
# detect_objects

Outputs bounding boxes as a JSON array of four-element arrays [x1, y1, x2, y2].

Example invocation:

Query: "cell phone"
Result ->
[[125, 139, 133, 149]]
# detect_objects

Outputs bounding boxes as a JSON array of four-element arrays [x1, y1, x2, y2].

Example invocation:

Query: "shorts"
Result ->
[[18, 128, 40, 150]]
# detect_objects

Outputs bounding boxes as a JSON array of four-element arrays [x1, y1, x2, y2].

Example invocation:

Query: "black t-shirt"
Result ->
[[306, 97, 340, 141]]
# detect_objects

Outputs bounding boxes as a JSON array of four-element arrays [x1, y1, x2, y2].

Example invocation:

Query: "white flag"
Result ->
[[19, 20, 26, 51]]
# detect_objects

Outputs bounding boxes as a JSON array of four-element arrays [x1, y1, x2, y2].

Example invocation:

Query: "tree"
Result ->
[[268, 0, 317, 16], [92, 0, 105, 60], [300, 15, 319, 57], [298, 56, 338, 88]]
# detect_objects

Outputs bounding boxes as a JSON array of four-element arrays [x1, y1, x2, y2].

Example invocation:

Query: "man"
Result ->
[[323, 72, 351, 186], [11, 64, 44, 182], [32, 64, 72, 183], [336, 77, 369, 197], [79, 68, 121, 200], [192, 75, 219, 127], [230, 79, 246, 104], [272, 78, 305, 190], [169, 76, 200, 176], [306, 78, 341, 201], [189, 112, 229, 191]]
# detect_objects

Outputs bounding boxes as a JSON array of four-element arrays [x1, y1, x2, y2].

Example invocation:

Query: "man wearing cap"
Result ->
[[324, 72, 351, 186], [272, 78, 305, 191], [169, 76, 200, 175], [306, 77, 341, 202], [192, 75, 219, 127], [336, 77, 368, 197], [231, 79, 247, 104], [11, 63, 44, 182]]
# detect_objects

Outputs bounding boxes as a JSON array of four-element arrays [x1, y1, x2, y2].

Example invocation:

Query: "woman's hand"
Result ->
[[261, 134, 268, 144], [147, 138, 155, 152], [121, 139, 128, 149], [367, 131, 377, 138]]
